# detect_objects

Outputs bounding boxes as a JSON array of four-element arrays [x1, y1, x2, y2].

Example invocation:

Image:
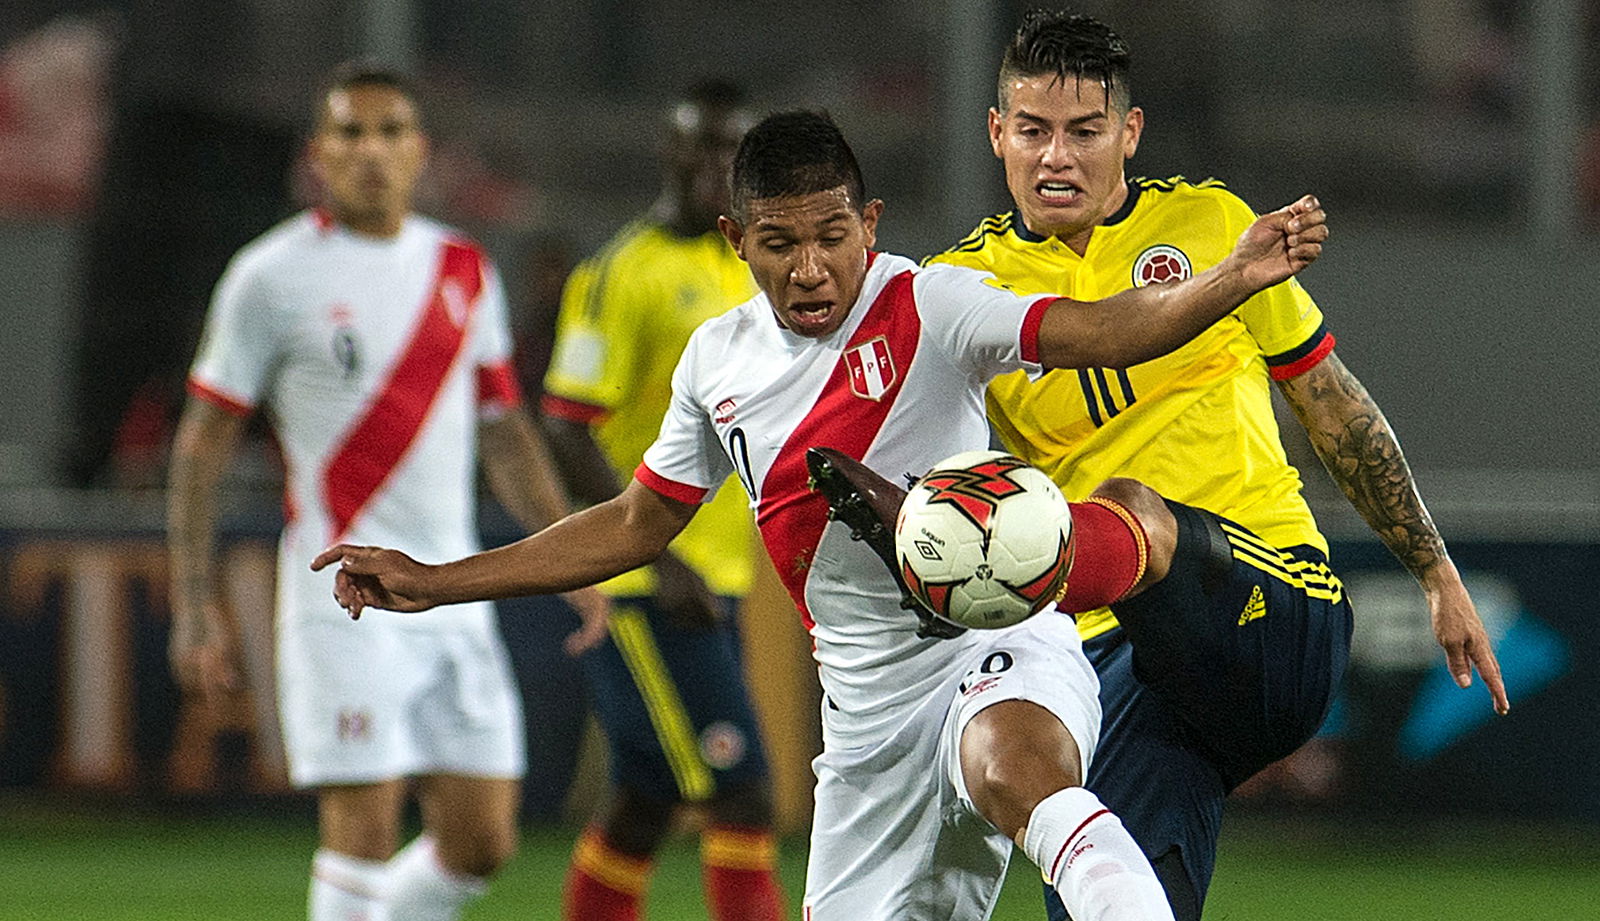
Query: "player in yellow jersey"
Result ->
[[929, 12, 1509, 921], [538, 81, 783, 921]]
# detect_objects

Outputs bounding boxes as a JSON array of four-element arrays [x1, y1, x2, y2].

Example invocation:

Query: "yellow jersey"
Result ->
[[928, 177, 1336, 639], [543, 220, 758, 597]]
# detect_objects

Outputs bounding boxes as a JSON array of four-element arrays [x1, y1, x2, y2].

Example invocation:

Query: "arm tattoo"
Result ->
[[1284, 355, 1447, 577]]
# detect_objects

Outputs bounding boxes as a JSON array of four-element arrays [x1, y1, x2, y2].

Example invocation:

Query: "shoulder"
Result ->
[[911, 260, 987, 292], [692, 291, 765, 344], [911, 258, 1003, 294], [580, 219, 666, 276], [1132, 175, 1255, 228], [412, 215, 494, 264], [225, 212, 324, 281], [925, 212, 1017, 267], [669, 296, 765, 389]]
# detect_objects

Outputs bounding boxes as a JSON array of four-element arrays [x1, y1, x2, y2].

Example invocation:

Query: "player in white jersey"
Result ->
[[167, 63, 605, 921], [311, 111, 1327, 921]]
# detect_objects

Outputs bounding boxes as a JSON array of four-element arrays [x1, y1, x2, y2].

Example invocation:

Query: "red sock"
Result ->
[[701, 825, 785, 921], [1058, 498, 1149, 613], [563, 827, 653, 921]]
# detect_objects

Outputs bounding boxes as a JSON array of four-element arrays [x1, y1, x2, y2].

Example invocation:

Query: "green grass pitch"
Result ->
[[2, 798, 1596, 919]]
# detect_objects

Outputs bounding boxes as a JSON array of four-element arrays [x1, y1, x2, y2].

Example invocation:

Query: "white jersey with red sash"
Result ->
[[188, 211, 521, 631], [638, 252, 1058, 744]]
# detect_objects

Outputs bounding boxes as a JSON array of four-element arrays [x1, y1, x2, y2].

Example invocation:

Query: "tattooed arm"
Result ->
[[1279, 352, 1509, 714], [167, 397, 248, 701]]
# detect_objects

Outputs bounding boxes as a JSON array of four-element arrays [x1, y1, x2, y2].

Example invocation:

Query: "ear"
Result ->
[[860, 199, 885, 250], [987, 108, 1005, 159], [306, 135, 328, 182], [717, 214, 747, 261], [1122, 107, 1144, 161]]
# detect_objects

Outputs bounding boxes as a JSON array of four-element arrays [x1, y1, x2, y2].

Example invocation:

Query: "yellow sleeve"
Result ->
[[1219, 191, 1329, 363], [542, 246, 653, 416]]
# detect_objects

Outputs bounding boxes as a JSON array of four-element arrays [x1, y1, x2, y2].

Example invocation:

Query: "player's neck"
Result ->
[[1021, 178, 1129, 257], [328, 206, 409, 239], [651, 194, 716, 238]]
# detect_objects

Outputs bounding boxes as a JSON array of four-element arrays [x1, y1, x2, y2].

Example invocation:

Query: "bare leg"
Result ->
[[961, 701, 1173, 921]]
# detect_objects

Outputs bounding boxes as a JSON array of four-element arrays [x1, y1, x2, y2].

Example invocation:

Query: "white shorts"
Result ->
[[802, 612, 1100, 920], [275, 609, 526, 789]]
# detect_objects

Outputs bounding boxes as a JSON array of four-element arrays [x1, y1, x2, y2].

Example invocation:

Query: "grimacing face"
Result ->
[[312, 84, 427, 235], [718, 187, 883, 339], [989, 73, 1143, 250]]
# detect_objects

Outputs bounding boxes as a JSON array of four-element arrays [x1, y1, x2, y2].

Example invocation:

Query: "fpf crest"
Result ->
[[845, 336, 896, 401]]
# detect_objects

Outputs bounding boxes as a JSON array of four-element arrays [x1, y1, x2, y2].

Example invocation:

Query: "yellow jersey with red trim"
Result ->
[[927, 176, 1335, 640], [542, 220, 758, 597]]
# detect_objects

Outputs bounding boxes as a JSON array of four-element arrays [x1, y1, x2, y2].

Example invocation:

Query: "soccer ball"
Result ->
[[894, 450, 1074, 630]]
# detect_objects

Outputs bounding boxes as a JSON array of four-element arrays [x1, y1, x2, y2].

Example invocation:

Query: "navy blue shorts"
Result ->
[[581, 595, 770, 804], [1046, 501, 1353, 921]]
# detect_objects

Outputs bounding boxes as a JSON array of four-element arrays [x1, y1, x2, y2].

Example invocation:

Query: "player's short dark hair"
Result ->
[[316, 60, 420, 121], [999, 10, 1131, 113], [729, 110, 866, 220]]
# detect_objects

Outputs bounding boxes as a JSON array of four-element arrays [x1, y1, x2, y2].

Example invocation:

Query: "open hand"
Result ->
[[562, 586, 611, 656], [168, 601, 241, 701], [310, 544, 436, 618], [1226, 195, 1328, 291], [654, 551, 721, 630]]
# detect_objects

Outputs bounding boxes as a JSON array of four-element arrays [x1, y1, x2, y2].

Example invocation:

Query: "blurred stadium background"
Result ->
[[1, 0, 1596, 918]]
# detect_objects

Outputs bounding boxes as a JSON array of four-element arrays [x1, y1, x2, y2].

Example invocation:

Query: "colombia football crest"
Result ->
[[1131, 244, 1193, 287], [845, 336, 896, 401]]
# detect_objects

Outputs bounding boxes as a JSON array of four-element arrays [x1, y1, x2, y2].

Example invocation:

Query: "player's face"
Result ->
[[719, 187, 884, 339], [989, 74, 1143, 248], [312, 85, 427, 236], [667, 103, 755, 230]]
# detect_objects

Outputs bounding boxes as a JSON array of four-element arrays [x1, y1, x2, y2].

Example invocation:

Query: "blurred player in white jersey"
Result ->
[[167, 62, 605, 921], [310, 111, 1327, 921]]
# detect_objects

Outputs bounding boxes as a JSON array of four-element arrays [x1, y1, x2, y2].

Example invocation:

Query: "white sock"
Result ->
[[1020, 787, 1175, 921], [310, 849, 389, 921], [386, 835, 489, 921]]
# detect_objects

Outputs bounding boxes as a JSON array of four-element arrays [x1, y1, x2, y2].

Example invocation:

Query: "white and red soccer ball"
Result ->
[[894, 450, 1074, 629]]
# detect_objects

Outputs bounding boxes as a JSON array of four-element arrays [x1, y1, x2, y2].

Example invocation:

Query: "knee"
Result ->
[[960, 701, 1083, 842], [968, 750, 1079, 843], [1088, 477, 1176, 584], [706, 780, 774, 830], [599, 788, 676, 857], [438, 823, 519, 878], [318, 788, 403, 860]]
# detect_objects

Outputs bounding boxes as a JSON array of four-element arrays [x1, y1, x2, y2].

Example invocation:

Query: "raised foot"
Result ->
[[804, 446, 967, 640]]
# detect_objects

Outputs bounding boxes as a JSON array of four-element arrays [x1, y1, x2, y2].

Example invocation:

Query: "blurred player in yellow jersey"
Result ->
[[929, 11, 1508, 921], [537, 80, 783, 921]]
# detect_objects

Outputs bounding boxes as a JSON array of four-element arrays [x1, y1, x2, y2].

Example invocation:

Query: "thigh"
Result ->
[[811, 614, 1102, 921], [317, 779, 408, 860], [410, 620, 527, 780], [414, 774, 521, 870], [1110, 504, 1354, 784], [583, 596, 769, 803], [803, 704, 1006, 921], [944, 612, 1103, 809], [276, 618, 436, 788]]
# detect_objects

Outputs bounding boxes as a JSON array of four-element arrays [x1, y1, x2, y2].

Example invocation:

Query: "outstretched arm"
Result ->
[[1280, 353, 1509, 714], [1037, 195, 1327, 370], [312, 478, 697, 619]]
